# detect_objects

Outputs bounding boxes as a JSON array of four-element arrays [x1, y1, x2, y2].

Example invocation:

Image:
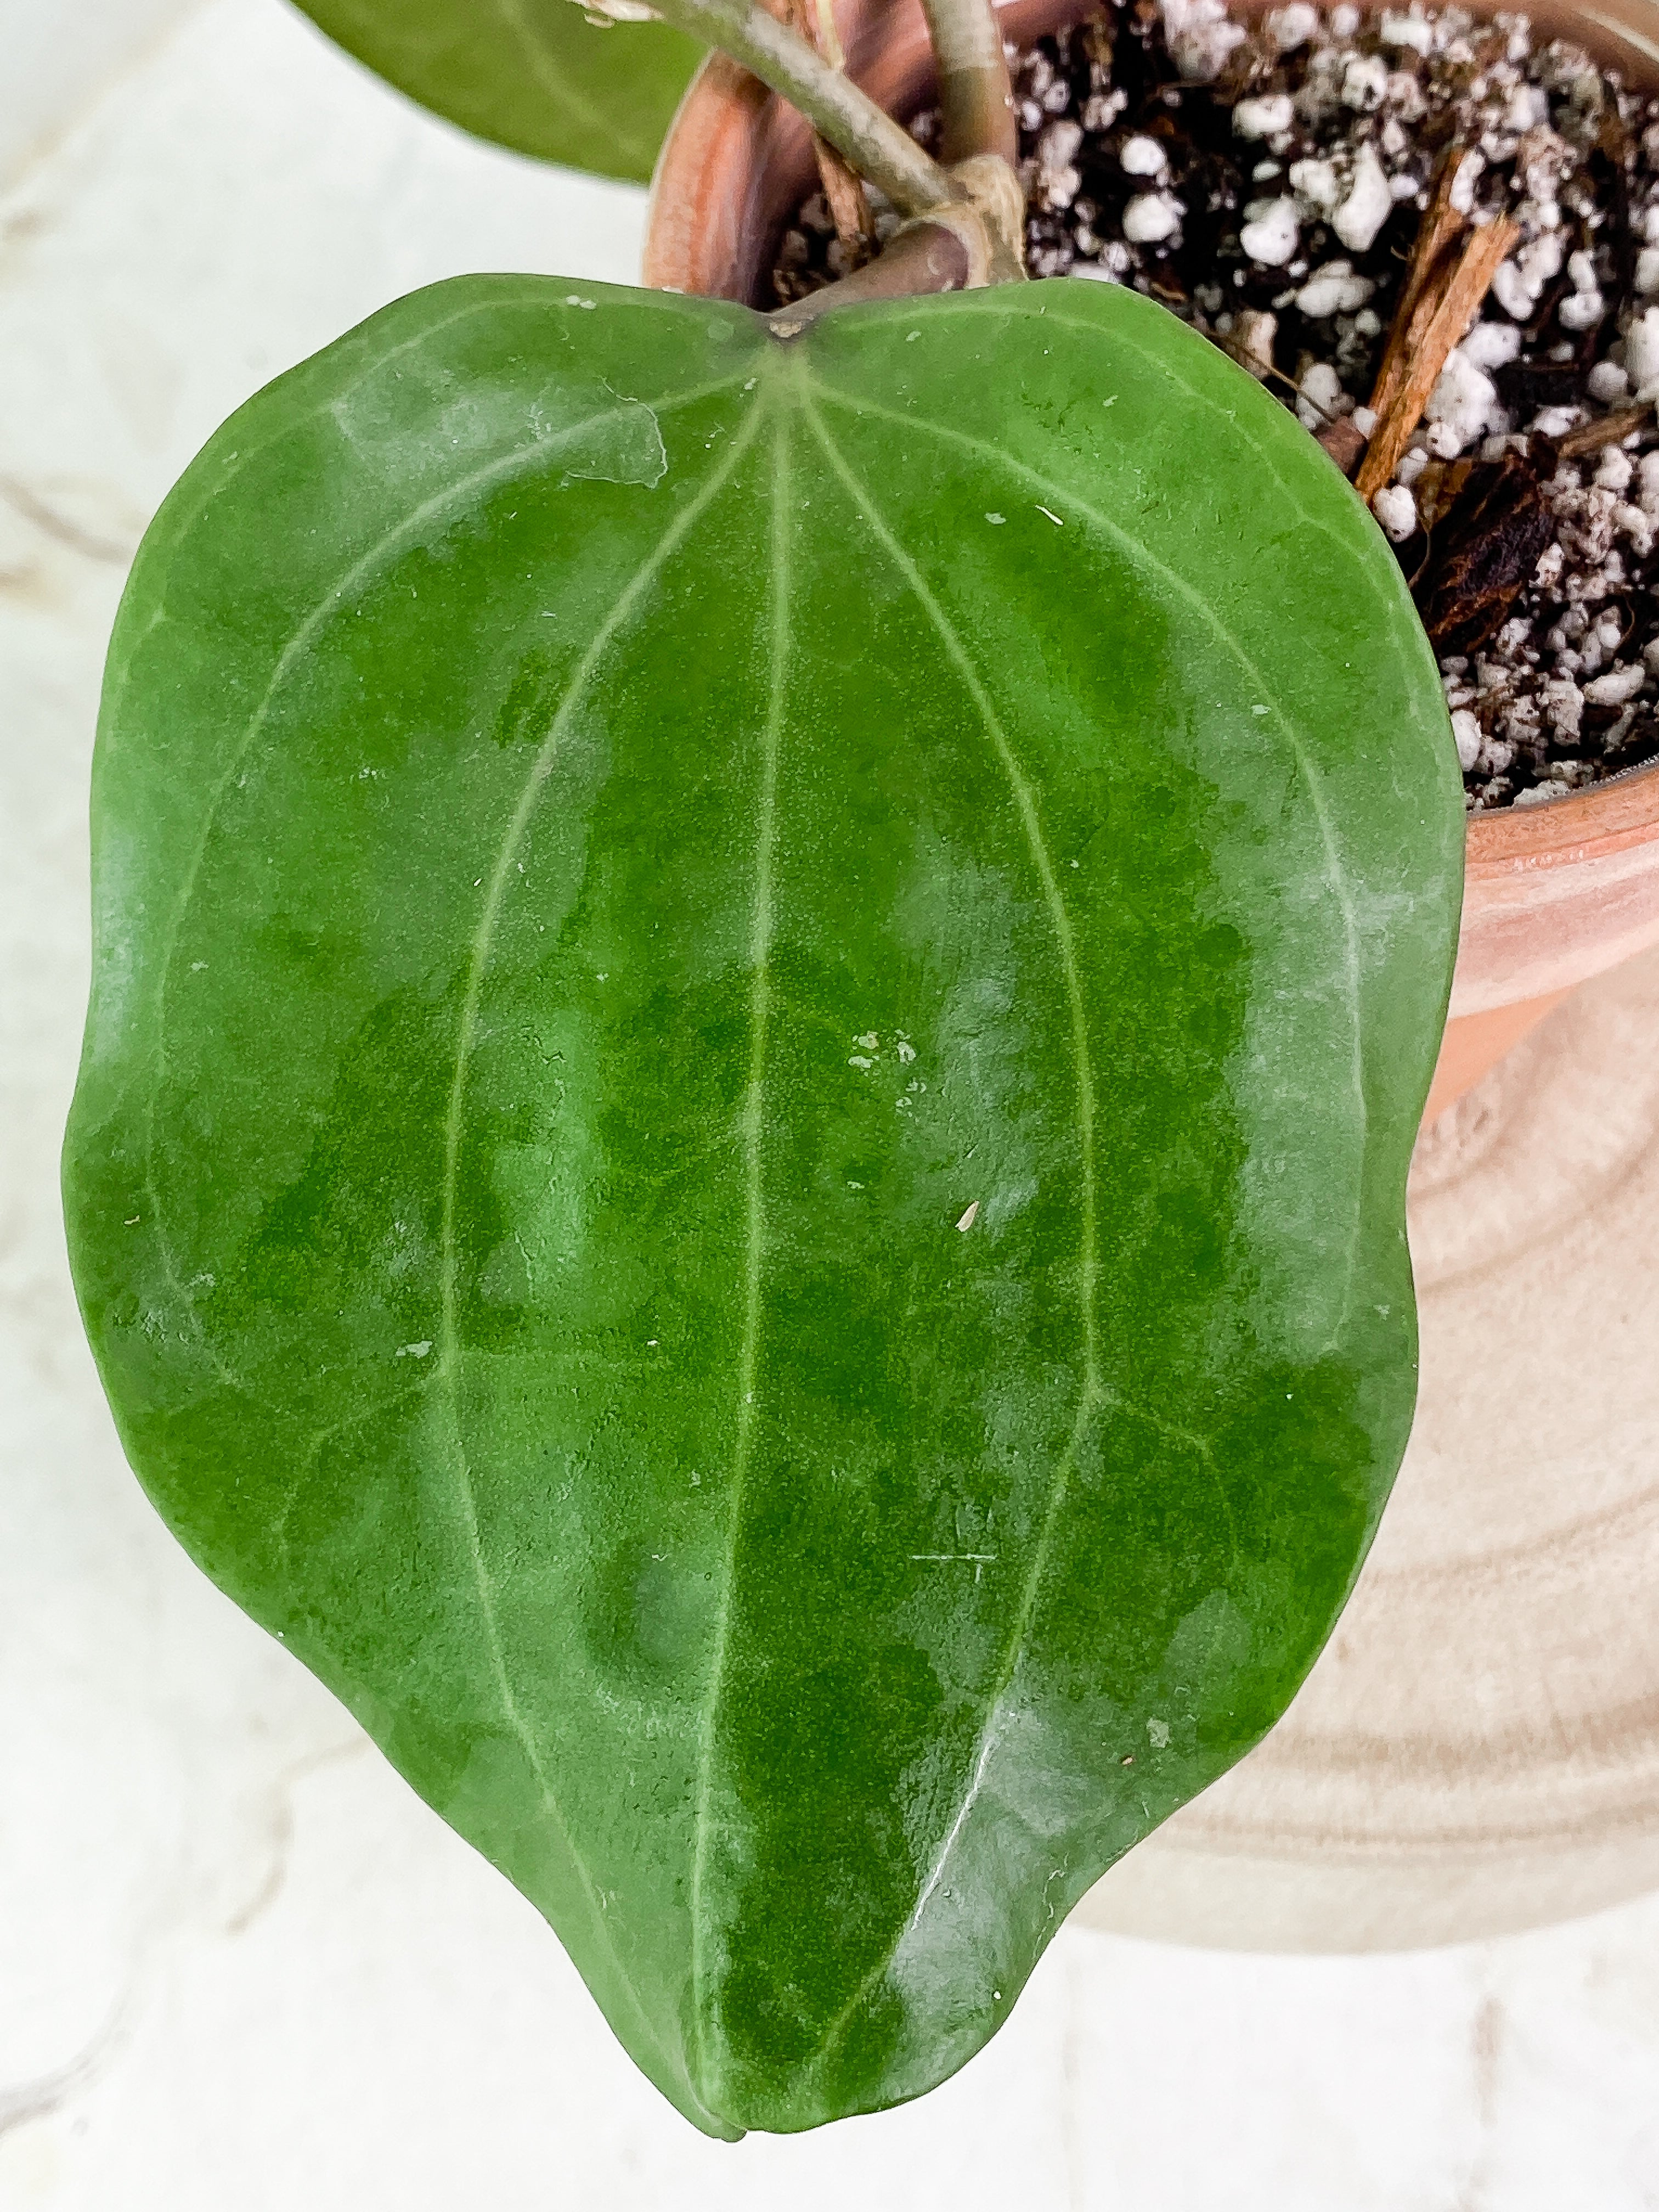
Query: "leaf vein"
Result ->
[[808, 372, 1369, 1322], [138, 373, 752, 1391]]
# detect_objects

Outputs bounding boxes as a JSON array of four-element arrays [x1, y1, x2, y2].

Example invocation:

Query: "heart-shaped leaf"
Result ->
[[64, 276, 1462, 2136], [292, 0, 703, 184]]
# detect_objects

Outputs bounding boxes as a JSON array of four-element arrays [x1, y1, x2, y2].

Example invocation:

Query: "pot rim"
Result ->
[[1465, 754, 1659, 872], [645, 0, 1659, 879]]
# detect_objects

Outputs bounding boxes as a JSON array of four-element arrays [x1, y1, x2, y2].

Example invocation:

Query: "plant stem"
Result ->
[[918, 0, 1017, 165], [642, 0, 960, 217], [769, 218, 973, 332]]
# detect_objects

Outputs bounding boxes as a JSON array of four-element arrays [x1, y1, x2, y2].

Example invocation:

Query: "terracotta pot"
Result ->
[[644, 0, 1659, 1124]]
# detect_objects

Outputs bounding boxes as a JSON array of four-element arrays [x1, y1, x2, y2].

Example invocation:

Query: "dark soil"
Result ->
[[772, 1, 1659, 810]]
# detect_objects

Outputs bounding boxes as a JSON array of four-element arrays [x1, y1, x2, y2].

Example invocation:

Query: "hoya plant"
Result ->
[[62, 0, 1463, 2142]]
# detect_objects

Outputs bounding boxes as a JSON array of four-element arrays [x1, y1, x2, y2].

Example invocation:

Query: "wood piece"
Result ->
[[1556, 400, 1652, 458], [781, 0, 872, 257], [1314, 417, 1367, 475], [1355, 215, 1522, 502], [1362, 149, 1474, 436], [1399, 148, 1479, 325], [1363, 249, 1461, 460]]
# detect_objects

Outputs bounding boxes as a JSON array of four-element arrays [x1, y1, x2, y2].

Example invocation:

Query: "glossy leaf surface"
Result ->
[[64, 275, 1463, 2136], [292, 0, 702, 184]]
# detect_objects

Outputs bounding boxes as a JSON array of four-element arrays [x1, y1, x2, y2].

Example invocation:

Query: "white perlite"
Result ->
[[1584, 664, 1647, 706], [1341, 53, 1390, 110], [1161, 0, 1246, 82], [1234, 93, 1295, 139], [1424, 347, 1498, 456], [1448, 147, 1485, 214], [1373, 484, 1418, 542], [1462, 318, 1521, 371], [1626, 307, 1659, 400], [1451, 709, 1483, 770], [1296, 359, 1346, 428], [1289, 155, 1341, 210], [1122, 191, 1184, 244], [1265, 1, 1318, 48], [1119, 134, 1167, 176], [1332, 143, 1392, 252], [1379, 9, 1433, 52], [1294, 258, 1375, 316], [1559, 251, 1605, 332], [1239, 196, 1300, 265], [1036, 119, 1085, 209], [1492, 232, 1566, 319]]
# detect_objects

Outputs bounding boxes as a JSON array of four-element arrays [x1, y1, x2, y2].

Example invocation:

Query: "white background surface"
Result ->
[[3, 3, 1658, 2203]]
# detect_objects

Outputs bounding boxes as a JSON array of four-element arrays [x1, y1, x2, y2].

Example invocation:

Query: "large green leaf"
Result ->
[[63, 275, 1462, 2136], [292, 0, 702, 184]]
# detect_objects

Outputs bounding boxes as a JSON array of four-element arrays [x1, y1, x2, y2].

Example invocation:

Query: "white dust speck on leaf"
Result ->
[[986, 512, 1006, 524], [896, 1040, 916, 1063], [1148, 1717, 1171, 1748], [855, 1031, 878, 1049], [190, 961, 207, 972], [906, 330, 921, 341], [563, 295, 597, 309], [956, 1200, 980, 1232], [396, 1341, 433, 1359], [848, 1054, 873, 1070], [1036, 504, 1065, 526]]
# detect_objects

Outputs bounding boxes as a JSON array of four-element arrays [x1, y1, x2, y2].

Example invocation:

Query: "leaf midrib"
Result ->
[[435, 396, 769, 2130], [685, 408, 793, 2107]]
